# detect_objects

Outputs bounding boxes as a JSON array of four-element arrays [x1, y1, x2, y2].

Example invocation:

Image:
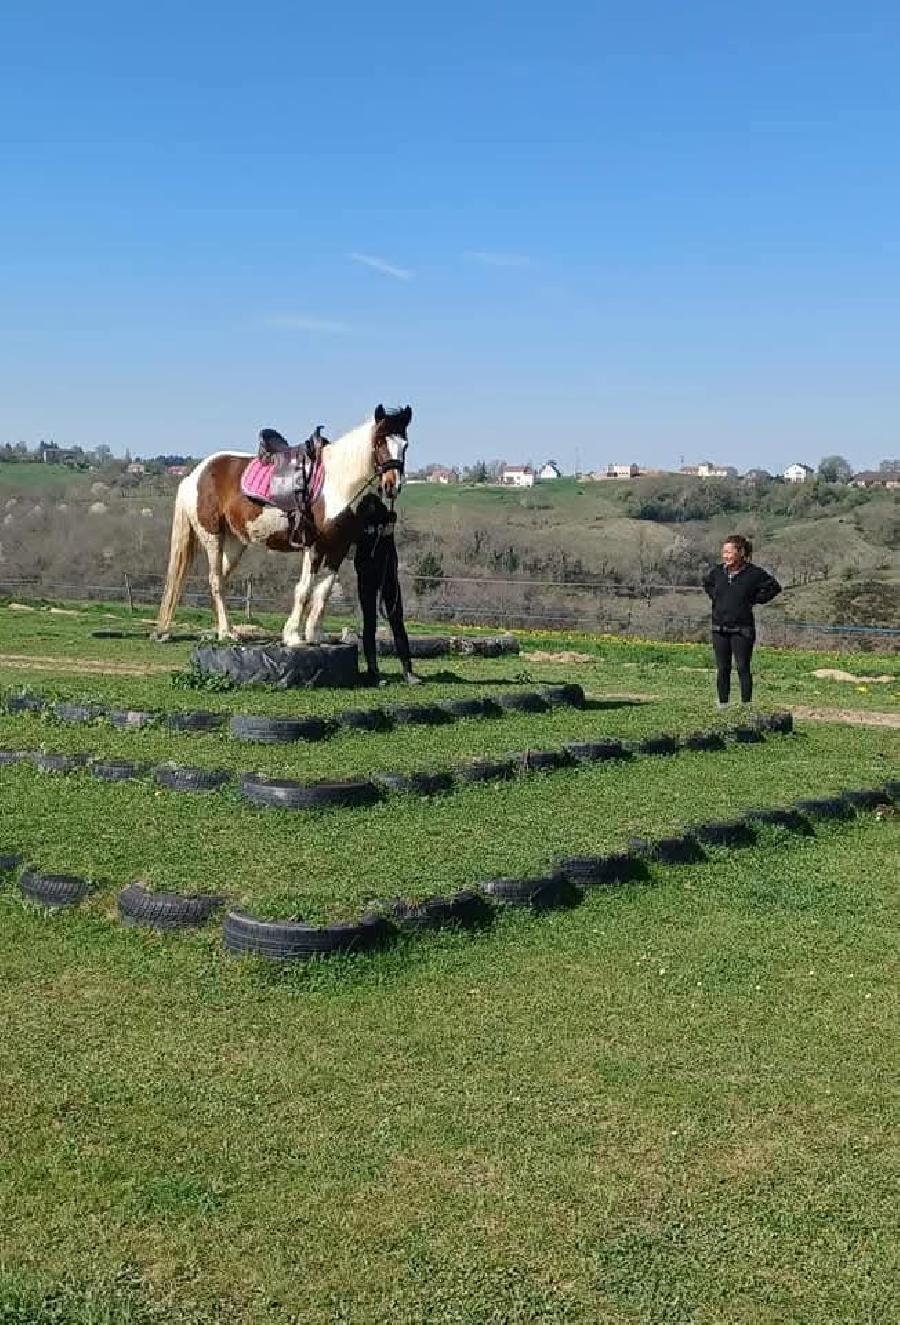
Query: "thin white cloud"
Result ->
[[464, 250, 533, 268], [262, 313, 349, 333], [349, 252, 413, 281]]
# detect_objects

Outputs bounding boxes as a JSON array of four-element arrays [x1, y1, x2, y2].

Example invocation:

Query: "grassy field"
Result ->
[[0, 600, 897, 1322]]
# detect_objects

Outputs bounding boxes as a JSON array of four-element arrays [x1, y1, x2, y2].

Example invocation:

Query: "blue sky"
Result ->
[[1, 1, 898, 472]]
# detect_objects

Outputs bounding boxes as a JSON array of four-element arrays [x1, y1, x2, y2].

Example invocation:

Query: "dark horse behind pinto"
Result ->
[[155, 404, 411, 645]]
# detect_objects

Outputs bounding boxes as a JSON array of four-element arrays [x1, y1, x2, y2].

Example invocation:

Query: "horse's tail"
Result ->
[[156, 482, 197, 637]]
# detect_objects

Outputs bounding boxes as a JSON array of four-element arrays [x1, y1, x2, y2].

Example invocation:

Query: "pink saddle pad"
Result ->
[[241, 458, 273, 502]]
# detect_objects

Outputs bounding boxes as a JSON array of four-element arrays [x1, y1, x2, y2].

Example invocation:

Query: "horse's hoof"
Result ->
[[151, 631, 170, 643], [282, 635, 303, 649]]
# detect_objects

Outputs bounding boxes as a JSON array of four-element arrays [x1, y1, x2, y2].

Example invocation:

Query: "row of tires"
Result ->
[[91, 630, 520, 659], [2, 782, 896, 958], [0, 711, 794, 808], [1, 683, 584, 743]]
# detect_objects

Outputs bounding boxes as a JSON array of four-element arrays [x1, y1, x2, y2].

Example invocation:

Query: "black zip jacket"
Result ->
[[702, 562, 781, 630]]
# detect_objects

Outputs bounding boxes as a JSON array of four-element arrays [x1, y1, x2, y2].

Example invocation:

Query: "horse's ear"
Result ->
[[402, 405, 412, 426], [374, 404, 386, 423]]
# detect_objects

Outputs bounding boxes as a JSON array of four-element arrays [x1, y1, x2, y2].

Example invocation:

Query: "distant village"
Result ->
[[2, 439, 898, 491]]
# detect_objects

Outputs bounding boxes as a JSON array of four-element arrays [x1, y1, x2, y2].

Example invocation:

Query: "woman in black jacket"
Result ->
[[702, 535, 781, 707], [354, 491, 419, 686]]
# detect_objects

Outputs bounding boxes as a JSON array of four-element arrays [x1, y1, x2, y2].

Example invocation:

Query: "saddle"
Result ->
[[242, 426, 329, 547]]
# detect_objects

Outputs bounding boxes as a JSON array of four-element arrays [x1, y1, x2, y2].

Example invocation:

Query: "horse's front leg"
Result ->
[[304, 567, 338, 643], [283, 549, 313, 647]]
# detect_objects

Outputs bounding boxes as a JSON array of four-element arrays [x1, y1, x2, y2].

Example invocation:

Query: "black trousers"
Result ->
[[711, 629, 755, 703], [355, 542, 412, 676]]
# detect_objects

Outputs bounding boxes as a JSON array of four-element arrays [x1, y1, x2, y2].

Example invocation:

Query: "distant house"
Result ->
[[851, 470, 900, 489], [499, 465, 535, 488], [427, 465, 458, 485], [605, 463, 641, 480], [743, 467, 772, 482], [697, 461, 737, 479], [784, 462, 814, 483], [165, 464, 191, 478], [126, 461, 146, 476], [538, 460, 562, 480], [39, 442, 84, 466]]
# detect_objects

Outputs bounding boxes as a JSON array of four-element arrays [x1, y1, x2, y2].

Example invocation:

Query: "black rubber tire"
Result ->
[[564, 740, 624, 762], [166, 710, 227, 733], [455, 755, 517, 785], [108, 709, 156, 729], [90, 759, 149, 782], [384, 894, 457, 930], [840, 788, 891, 811], [882, 780, 900, 802], [769, 711, 794, 733], [385, 703, 449, 727], [240, 774, 380, 811], [0, 749, 35, 765], [794, 797, 853, 820], [19, 870, 90, 908], [223, 910, 386, 959], [0, 852, 23, 872], [377, 635, 450, 660], [745, 807, 811, 833], [193, 642, 359, 689], [689, 819, 757, 848], [627, 834, 705, 865], [90, 628, 147, 639], [681, 730, 726, 752], [229, 714, 331, 744], [437, 697, 493, 720], [53, 702, 107, 723], [33, 752, 91, 774], [373, 770, 455, 797], [482, 872, 578, 910], [118, 882, 224, 930], [336, 707, 391, 732], [495, 690, 548, 714], [457, 634, 519, 658], [558, 851, 647, 886], [538, 683, 585, 709], [4, 694, 44, 714], [513, 748, 572, 773], [153, 765, 232, 792], [728, 726, 765, 744], [636, 734, 680, 756]]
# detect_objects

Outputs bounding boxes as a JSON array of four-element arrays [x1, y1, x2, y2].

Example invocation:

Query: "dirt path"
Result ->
[[793, 705, 900, 729], [0, 652, 174, 677]]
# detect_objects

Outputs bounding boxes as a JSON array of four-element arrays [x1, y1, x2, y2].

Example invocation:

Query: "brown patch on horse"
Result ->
[[196, 456, 250, 535]]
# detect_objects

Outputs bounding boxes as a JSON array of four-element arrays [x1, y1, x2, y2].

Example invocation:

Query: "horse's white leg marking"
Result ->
[[283, 550, 313, 647], [305, 568, 337, 643], [198, 529, 236, 640], [221, 532, 246, 584]]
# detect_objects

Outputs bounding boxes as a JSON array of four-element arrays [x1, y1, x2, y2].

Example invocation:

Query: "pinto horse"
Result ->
[[156, 404, 411, 645]]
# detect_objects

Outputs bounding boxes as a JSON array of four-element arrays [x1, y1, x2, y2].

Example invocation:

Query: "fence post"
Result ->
[[124, 573, 134, 615], [245, 577, 252, 622]]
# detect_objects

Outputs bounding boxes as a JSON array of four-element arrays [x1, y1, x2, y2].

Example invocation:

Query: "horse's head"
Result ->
[[372, 403, 412, 499]]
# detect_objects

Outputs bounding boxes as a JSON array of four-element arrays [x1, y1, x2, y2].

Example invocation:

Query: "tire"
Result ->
[[383, 889, 492, 931], [193, 642, 359, 689], [457, 633, 519, 657], [482, 872, 578, 910], [794, 797, 852, 821], [34, 752, 91, 774], [0, 750, 35, 765], [688, 819, 756, 848], [118, 882, 224, 930], [513, 748, 572, 773], [455, 755, 517, 785], [153, 765, 232, 792], [437, 697, 493, 720], [166, 710, 227, 733], [728, 726, 765, 744], [840, 788, 891, 811], [90, 759, 149, 782], [681, 730, 726, 752], [4, 694, 44, 714], [636, 734, 679, 756], [564, 740, 624, 763], [223, 910, 386, 959], [495, 691, 548, 714], [373, 770, 455, 797], [538, 683, 585, 709], [90, 628, 146, 639], [336, 707, 391, 732], [229, 714, 332, 744], [19, 870, 90, 909], [386, 703, 449, 727], [882, 780, 900, 802], [0, 852, 22, 873], [239, 774, 380, 811], [558, 851, 646, 886], [745, 807, 811, 833], [53, 702, 107, 723], [769, 711, 794, 734], [627, 834, 705, 865], [108, 709, 156, 729]]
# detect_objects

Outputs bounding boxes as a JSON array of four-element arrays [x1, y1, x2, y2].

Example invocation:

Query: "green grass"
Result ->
[[0, 817, 897, 1323]]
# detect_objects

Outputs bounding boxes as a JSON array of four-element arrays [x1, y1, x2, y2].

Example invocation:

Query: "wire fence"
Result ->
[[1, 572, 898, 651]]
